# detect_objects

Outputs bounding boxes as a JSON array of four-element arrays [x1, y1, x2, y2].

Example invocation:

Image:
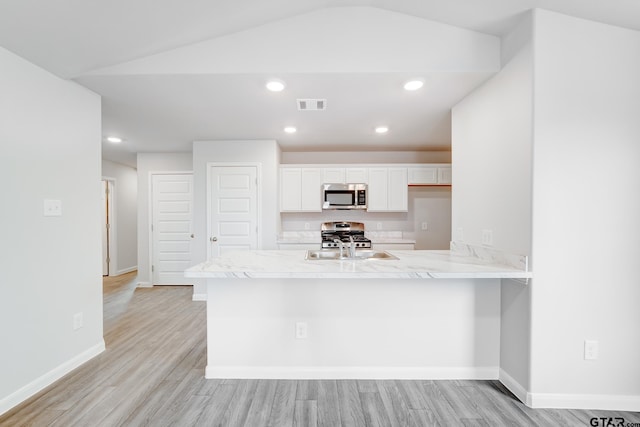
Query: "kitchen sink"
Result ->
[[305, 249, 398, 261]]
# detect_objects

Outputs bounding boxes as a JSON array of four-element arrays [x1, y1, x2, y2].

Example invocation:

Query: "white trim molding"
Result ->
[[205, 366, 499, 380], [527, 392, 640, 412], [499, 368, 529, 406], [0, 340, 105, 416], [137, 281, 152, 288], [115, 266, 137, 276], [192, 293, 207, 301], [499, 368, 640, 411]]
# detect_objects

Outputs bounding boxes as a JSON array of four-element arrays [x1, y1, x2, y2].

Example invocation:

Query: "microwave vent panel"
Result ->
[[297, 99, 327, 111]]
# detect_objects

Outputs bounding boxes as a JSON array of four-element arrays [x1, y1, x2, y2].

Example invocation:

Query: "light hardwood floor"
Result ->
[[1, 273, 638, 426]]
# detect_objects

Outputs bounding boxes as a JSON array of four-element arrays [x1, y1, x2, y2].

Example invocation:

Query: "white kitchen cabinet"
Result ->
[[367, 167, 408, 212], [300, 168, 323, 211], [280, 168, 322, 212], [323, 168, 345, 183], [408, 165, 451, 185], [345, 168, 368, 183], [438, 166, 452, 184]]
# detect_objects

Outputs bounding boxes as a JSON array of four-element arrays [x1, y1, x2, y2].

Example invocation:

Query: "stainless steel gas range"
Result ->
[[320, 221, 372, 249]]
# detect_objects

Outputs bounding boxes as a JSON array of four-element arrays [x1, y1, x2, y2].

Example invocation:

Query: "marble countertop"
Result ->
[[184, 248, 532, 280]]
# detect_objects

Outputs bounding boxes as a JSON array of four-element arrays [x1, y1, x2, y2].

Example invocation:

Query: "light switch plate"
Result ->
[[44, 199, 62, 216]]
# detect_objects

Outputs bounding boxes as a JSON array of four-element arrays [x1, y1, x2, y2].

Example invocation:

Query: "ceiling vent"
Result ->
[[297, 99, 327, 111]]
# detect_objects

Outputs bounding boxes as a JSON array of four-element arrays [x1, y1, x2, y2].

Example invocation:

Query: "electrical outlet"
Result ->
[[295, 322, 308, 339], [44, 199, 62, 216], [584, 340, 598, 360], [73, 312, 83, 330], [457, 227, 464, 241], [376, 222, 382, 230], [304, 223, 310, 230], [481, 229, 493, 246], [421, 222, 428, 231]]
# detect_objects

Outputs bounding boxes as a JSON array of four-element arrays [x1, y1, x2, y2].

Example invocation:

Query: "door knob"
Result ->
[[190, 234, 194, 238], [210, 236, 218, 242]]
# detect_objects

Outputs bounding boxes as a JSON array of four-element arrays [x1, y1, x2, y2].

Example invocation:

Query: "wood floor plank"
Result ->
[[219, 378, 259, 427], [317, 380, 341, 427], [162, 394, 212, 426], [409, 409, 439, 427], [121, 379, 181, 426], [396, 379, 430, 410], [375, 380, 414, 427], [267, 380, 298, 427], [195, 383, 238, 426], [337, 380, 366, 427], [49, 385, 118, 426], [360, 391, 394, 427], [294, 400, 318, 427], [422, 380, 465, 425], [243, 379, 278, 427], [356, 379, 378, 393], [435, 381, 481, 420], [296, 380, 319, 400]]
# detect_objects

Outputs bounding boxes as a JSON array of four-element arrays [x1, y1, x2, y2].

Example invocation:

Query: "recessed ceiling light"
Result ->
[[375, 126, 389, 134], [106, 136, 123, 143], [266, 80, 285, 92], [284, 126, 297, 134], [403, 80, 424, 91]]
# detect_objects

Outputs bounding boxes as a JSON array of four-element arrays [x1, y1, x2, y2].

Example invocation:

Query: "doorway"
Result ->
[[150, 173, 194, 285], [207, 165, 259, 258]]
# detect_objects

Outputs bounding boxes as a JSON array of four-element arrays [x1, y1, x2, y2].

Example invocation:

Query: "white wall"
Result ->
[[192, 140, 281, 296], [452, 9, 640, 410], [452, 13, 534, 392], [101, 160, 138, 275], [529, 10, 640, 409], [136, 152, 193, 285], [0, 47, 103, 414]]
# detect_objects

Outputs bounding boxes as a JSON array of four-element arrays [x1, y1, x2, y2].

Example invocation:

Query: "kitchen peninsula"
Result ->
[[185, 243, 531, 380]]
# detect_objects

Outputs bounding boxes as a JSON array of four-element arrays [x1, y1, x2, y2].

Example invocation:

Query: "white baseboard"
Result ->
[[499, 368, 640, 411], [0, 340, 105, 417], [205, 365, 499, 380], [528, 392, 640, 412], [115, 266, 137, 276], [499, 368, 529, 405], [137, 281, 152, 288], [192, 293, 207, 301]]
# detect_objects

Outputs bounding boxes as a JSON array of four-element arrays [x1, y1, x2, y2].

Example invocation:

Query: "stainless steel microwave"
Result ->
[[322, 183, 367, 210]]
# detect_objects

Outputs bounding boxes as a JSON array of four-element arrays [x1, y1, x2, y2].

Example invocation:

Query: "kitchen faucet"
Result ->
[[348, 235, 357, 258], [333, 238, 345, 258]]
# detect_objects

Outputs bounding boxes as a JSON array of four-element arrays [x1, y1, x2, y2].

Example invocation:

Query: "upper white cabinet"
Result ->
[[322, 168, 345, 183], [408, 165, 452, 185], [367, 167, 408, 212], [345, 168, 368, 183], [280, 164, 448, 212], [280, 168, 322, 212], [437, 166, 452, 184], [322, 167, 368, 184]]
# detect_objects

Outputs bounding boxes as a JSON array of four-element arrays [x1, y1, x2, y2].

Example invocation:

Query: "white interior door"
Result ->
[[208, 166, 258, 257], [151, 174, 194, 285]]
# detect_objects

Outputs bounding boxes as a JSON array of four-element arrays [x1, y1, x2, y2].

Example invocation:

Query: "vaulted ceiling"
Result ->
[[1, 0, 638, 167]]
